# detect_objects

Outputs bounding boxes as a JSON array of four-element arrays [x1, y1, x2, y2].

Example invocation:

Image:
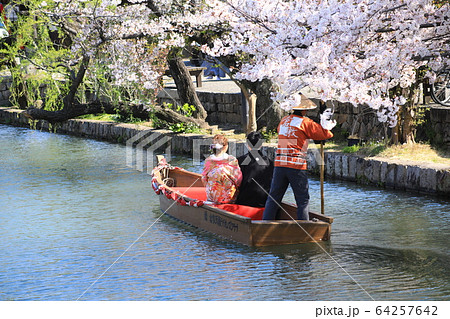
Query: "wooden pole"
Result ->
[[320, 141, 325, 215]]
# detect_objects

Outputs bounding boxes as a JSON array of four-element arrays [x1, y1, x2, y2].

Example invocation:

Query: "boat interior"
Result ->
[[157, 165, 333, 223]]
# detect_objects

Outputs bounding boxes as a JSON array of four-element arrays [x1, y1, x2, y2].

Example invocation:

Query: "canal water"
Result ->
[[0, 124, 449, 301]]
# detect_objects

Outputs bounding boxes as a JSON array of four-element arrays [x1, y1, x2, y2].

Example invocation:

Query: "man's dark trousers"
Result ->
[[263, 167, 309, 220]]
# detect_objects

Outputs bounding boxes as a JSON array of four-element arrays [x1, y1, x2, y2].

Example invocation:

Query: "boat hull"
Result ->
[[159, 194, 253, 245], [153, 158, 333, 246], [159, 194, 332, 246]]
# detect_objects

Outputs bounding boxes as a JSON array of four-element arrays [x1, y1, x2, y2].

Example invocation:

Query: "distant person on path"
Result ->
[[235, 131, 274, 207], [263, 94, 336, 220], [202, 134, 242, 204], [201, 55, 226, 80]]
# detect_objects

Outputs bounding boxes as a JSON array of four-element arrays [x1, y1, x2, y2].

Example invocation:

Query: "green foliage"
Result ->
[[414, 106, 428, 127], [434, 0, 449, 7], [148, 104, 200, 133], [84, 59, 157, 109], [148, 111, 165, 128], [164, 102, 197, 117], [362, 143, 387, 157], [342, 145, 360, 153], [343, 141, 388, 156], [3, 39, 65, 110], [178, 103, 196, 117], [356, 174, 370, 185], [78, 112, 149, 124], [77, 113, 121, 122], [168, 122, 201, 133], [260, 129, 278, 142], [157, 103, 201, 132], [0, 0, 73, 110], [415, 110, 445, 148], [116, 113, 145, 124], [0, 0, 157, 117], [117, 134, 128, 144]]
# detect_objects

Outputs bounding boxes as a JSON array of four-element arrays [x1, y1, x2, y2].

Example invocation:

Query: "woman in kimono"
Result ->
[[202, 134, 242, 204]]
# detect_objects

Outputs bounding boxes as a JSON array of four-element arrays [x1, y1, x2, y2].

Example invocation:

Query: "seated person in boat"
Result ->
[[235, 131, 274, 207], [202, 134, 242, 204]]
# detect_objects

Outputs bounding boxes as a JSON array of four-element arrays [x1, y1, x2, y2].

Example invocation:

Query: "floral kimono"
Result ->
[[202, 153, 242, 204]]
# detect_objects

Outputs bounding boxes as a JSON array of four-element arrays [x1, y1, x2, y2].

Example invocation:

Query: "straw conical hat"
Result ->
[[291, 93, 317, 110]]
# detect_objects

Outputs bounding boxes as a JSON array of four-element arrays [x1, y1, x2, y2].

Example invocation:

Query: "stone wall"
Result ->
[[0, 76, 13, 107], [334, 103, 387, 141], [157, 89, 243, 126], [307, 152, 449, 195], [1, 107, 448, 196], [425, 107, 450, 147], [158, 88, 450, 148], [310, 98, 388, 141], [3, 73, 448, 145], [312, 97, 450, 147]]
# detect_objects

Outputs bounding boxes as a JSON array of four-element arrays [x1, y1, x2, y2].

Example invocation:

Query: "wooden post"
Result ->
[[320, 142, 325, 215]]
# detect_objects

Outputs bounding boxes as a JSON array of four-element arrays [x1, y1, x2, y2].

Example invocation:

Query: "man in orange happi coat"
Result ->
[[263, 93, 336, 220]]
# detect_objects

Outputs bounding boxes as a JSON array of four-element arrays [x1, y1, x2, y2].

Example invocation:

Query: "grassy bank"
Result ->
[[324, 141, 450, 166]]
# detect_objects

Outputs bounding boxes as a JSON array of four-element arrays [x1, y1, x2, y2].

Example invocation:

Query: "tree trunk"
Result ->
[[12, 45, 208, 127], [25, 101, 209, 128], [25, 101, 107, 122], [244, 79, 284, 131], [206, 58, 283, 132], [401, 86, 419, 144], [167, 55, 207, 120], [152, 104, 209, 128], [24, 54, 92, 122], [392, 118, 400, 145], [247, 93, 257, 134], [394, 85, 419, 144], [64, 54, 90, 108], [240, 88, 257, 133], [401, 104, 416, 144]]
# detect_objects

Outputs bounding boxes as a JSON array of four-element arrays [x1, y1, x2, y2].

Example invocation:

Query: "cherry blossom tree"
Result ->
[[2, 0, 448, 142], [1, 0, 214, 126], [201, 0, 450, 143]]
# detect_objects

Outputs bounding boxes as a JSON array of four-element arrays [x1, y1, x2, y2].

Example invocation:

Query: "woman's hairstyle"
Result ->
[[211, 134, 228, 154]]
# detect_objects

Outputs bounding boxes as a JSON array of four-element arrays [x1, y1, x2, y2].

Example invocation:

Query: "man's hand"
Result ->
[[320, 108, 336, 130]]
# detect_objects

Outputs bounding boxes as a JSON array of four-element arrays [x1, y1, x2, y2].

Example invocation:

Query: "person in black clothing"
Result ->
[[235, 131, 274, 207]]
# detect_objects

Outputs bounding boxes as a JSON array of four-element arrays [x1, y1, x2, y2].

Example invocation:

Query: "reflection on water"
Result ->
[[0, 124, 449, 301]]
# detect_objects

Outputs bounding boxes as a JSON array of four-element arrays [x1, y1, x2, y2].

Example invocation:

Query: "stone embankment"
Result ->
[[0, 76, 12, 107], [1, 107, 449, 196], [158, 82, 450, 147], [157, 88, 243, 125]]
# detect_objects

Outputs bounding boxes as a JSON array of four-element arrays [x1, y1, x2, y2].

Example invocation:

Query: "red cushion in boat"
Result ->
[[171, 187, 207, 201], [213, 204, 264, 220], [170, 187, 264, 220]]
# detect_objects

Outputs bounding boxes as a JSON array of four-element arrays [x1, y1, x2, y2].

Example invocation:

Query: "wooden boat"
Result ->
[[151, 157, 334, 247]]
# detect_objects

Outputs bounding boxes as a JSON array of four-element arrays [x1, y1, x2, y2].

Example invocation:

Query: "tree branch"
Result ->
[[375, 21, 445, 33], [25, 100, 209, 128], [63, 54, 90, 109]]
